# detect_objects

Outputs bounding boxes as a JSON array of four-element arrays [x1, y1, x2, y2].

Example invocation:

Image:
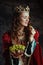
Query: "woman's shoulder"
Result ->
[[2, 31, 11, 43]]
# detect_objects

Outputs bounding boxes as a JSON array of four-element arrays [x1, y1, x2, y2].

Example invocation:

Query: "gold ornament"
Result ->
[[15, 5, 30, 12]]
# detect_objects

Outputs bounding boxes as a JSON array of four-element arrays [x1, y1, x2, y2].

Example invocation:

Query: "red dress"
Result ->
[[2, 31, 43, 65]]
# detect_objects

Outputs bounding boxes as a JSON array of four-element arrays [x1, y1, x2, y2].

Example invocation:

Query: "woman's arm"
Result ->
[[2, 32, 11, 55], [2, 32, 12, 65], [24, 26, 39, 57]]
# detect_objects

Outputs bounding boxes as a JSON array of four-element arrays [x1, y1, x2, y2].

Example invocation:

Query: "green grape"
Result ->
[[20, 45, 25, 50], [21, 45, 23, 50], [18, 45, 22, 50], [22, 46, 25, 50], [13, 45, 18, 51], [9, 46, 14, 52], [13, 45, 16, 50]]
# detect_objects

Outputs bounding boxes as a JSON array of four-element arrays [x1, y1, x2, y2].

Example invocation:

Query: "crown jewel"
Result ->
[[15, 5, 30, 12]]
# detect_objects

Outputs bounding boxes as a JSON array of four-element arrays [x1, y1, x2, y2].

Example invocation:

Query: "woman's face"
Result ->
[[19, 11, 29, 27]]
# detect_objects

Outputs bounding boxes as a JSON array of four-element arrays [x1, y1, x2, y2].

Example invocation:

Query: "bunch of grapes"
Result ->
[[9, 44, 25, 52]]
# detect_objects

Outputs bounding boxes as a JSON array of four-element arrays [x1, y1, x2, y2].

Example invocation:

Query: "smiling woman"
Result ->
[[2, 5, 43, 65]]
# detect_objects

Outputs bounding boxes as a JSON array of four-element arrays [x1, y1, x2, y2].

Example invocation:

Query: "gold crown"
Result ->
[[15, 5, 30, 12]]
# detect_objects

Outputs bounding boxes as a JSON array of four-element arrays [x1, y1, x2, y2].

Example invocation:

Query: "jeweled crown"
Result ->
[[15, 5, 30, 12]]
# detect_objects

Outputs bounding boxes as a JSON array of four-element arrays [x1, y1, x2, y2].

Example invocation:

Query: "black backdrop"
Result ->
[[0, 0, 43, 65]]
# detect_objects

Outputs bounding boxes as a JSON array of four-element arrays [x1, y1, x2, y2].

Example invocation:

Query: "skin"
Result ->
[[20, 11, 29, 27], [17, 11, 30, 33]]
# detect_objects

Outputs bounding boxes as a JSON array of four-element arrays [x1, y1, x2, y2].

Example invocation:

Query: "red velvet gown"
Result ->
[[2, 30, 43, 65]]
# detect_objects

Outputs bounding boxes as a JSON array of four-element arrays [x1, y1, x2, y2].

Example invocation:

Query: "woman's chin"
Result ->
[[24, 24, 28, 27]]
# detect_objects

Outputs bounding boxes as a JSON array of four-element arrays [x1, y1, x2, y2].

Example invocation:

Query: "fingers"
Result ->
[[29, 25, 36, 36], [10, 51, 23, 58], [10, 52, 19, 58]]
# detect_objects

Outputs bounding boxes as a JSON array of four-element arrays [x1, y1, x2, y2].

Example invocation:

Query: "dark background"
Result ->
[[0, 0, 43, 65]]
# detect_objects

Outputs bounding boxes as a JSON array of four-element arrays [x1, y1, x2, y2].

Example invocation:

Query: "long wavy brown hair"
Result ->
[[11, 5, 31, 43]]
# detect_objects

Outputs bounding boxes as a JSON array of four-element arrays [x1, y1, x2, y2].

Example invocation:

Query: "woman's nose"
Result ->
[[26, 19, 29, 21]]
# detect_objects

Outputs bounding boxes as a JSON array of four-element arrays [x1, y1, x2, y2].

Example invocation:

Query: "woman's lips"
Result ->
[[25, 21, 28, 24]]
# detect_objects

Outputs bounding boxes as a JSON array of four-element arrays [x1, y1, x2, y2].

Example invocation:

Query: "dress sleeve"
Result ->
[[24, 30, 39, 57], [24, 39, 36, 57], [2, 32, 11, 53], [2, 33, 12, 65]]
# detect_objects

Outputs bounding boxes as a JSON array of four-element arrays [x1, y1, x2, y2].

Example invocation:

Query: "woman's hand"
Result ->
[[29, 25, 36, 42], [10, 50, 24, 58], [29, 25, 36, 35]]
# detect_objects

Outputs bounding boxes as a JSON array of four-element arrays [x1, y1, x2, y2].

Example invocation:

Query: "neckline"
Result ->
[[11, 36, 26, 46]]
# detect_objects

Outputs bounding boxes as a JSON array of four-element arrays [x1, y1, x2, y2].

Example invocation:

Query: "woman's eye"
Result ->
[[20, 16, 25, 19], [23, 17, 26, 19], [23, 16, 29, 19], [23, 16, 27, 19]]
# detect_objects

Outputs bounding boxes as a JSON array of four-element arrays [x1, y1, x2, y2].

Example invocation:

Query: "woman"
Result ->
[[2, 5, 43, 65]]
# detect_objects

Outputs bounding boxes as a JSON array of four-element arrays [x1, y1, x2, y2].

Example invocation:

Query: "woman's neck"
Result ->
[[17, 26, 24, 35]]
